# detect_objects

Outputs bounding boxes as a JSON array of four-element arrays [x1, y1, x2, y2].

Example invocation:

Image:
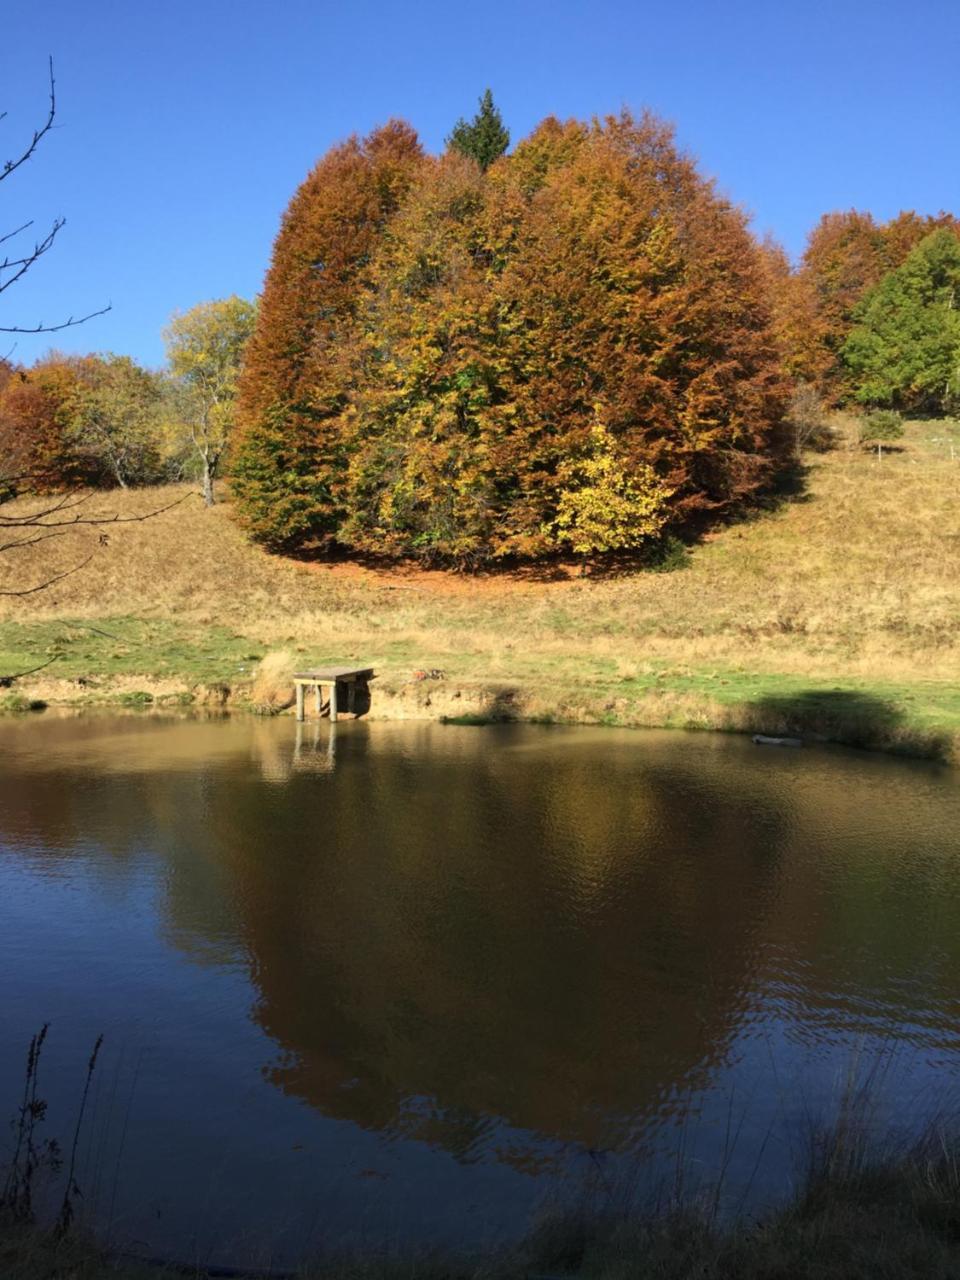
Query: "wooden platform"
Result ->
[[293, 667, 374, 721]]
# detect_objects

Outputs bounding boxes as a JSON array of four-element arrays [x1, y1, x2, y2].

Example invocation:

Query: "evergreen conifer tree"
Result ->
[[447, 89, 509, 171]]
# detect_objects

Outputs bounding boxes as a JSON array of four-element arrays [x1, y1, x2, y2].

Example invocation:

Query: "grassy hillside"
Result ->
[[1, 418, 958, 759]]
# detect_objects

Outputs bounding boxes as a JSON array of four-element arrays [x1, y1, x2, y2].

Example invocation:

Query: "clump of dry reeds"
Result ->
[[247, 650, 297, 715]]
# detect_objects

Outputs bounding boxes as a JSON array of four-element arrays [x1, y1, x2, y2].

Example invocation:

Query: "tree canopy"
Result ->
[[232, 111, 789, 564], [843, 230, 960, 414], [164, 295, 257, 504], [763, 210, 960, 401]]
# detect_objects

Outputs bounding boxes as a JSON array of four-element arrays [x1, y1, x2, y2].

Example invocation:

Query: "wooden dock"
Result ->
[[293, 667, 374, 721]]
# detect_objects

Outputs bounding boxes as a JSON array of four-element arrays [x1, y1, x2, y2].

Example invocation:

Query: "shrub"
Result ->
[[118, 690, 154, 707], [785, 384, 834, 454], [647, 535, 692, 573], [551, 422, 672, 556], [861, 410, 904, 455], [0, 693, 46, 714]]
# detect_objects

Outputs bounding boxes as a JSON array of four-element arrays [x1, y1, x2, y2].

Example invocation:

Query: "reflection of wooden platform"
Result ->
[[293, 668, 374, 721]]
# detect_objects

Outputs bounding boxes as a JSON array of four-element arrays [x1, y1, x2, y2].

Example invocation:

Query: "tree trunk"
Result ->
[[201, 458, 215, 506]]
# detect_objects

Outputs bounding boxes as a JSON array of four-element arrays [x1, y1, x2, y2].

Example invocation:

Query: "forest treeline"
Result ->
[[4, 93, 959, 564], [0, 296, 256, 505]]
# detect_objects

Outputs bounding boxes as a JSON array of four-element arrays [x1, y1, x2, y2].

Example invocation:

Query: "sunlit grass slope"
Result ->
[[1, 419, 958, 758]]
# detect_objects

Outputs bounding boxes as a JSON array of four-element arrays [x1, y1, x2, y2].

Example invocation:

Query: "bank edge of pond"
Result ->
[[2, 671, 957, 766], [6, 1123, 960, 1280]]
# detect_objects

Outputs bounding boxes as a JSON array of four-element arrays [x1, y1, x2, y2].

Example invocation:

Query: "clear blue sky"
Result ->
[[4, 0, 958, 368]]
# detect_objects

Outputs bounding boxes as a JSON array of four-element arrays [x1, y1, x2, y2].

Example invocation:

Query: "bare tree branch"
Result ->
[[0, 217, 63, 295], [0, 490, 193, 533], [0, 488, 89, 520], [1, 57, 56, 185], [0, 652, 59, 686], [0, 483, 90, 510], [0, 529, 67, 552], [0, 619, 145, 688], [0, 220, 34, 248], [0, 61, 165, 604], [55, 620, 130, 643], [0, 554, 92, 597], [0, 491, 196, 612], [0, 58, 111, 333], [0, 303, 113, 335]]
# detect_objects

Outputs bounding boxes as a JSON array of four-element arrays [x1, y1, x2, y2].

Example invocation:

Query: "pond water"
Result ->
[[1, 715, 959, 1267]]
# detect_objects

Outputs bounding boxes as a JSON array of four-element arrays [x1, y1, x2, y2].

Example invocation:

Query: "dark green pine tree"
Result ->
[[447, 89, 509, 171]]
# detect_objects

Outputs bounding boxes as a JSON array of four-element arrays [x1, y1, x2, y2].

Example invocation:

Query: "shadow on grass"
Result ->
[[743, 688, 953, 762], [442, 685, 524, 726], [284, 455, 814, 586]]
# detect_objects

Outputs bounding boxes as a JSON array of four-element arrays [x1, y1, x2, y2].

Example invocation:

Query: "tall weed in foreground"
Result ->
[[53, 1033, 103, 1238], [0, 1026, 103, 1238], [0, 1026, 59, 1226]]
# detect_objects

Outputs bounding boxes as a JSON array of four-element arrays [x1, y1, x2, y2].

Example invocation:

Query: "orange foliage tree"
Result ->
[[0, 355, 97, 490], [233, 112, 790, 563], [757, 238, 833, 389], [232, 122, 425, 548]]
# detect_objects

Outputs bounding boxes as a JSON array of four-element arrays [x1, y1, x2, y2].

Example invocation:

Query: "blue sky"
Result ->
[[4, 0, 958, 367]]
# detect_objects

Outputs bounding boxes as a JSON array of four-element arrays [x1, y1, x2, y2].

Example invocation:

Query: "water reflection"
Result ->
[[1, 716, 959, 1260]]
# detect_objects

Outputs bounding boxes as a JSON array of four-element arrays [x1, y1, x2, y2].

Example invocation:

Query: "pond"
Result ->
[[1, 715, 958, 1268]]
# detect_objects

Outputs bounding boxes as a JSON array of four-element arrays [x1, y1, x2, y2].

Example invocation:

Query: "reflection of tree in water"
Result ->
[[3, 717, 960, 1167], [172, 727, 793, 1162]]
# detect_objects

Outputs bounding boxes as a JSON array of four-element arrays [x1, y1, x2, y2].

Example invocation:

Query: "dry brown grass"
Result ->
[[247, 649, 298, 713], [1, 419, 958, 752]]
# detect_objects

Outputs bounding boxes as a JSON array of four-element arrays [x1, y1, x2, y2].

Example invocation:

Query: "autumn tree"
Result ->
[[0, 352, 172, 491], [843, 230, 960, 414], [164, 296, 257, 505], [801, 211, 886, 365], [234, 110, 788, 565], [233, 122, 425, 545], [480, 113, 788, 554], [883, 210, 960, 270], [756, 237, 832, 389], [0, 351, 182, 625], [0, 355, 92, 490], [447, 89, 510, 171], [66, 354, 164, 487]]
